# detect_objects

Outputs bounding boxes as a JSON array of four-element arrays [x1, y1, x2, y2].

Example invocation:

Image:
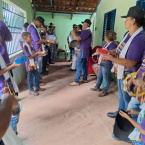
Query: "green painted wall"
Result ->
[[36, 12, 91, 51], [0, 0, 4, 20], [93, 0, 137, 47]]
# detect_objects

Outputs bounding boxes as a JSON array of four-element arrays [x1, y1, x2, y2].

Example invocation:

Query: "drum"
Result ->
[[68, 34, 80, 48]]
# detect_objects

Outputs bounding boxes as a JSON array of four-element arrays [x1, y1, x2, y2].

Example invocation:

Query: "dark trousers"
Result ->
[[42, 55, 48, 72], [48, 48, 52, 63], [70, 47, 74, 61]]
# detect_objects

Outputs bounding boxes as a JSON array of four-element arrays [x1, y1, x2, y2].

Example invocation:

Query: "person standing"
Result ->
[[69, 19, 92, 86], [67, 24, 77, 62], [27, 17, 55, 85], [90, 30, 117, 97], [103, 6, 145, 122], [47, 23, 56, 64]]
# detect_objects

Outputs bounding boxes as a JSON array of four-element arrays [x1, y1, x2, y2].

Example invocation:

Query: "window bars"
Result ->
[[2, 1, 25, 55]]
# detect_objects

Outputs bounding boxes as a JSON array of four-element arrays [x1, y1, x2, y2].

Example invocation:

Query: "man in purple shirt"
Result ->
[[27, 17, 55, 85], [0, 19, 12, 64], [70, 19, 92, 86]]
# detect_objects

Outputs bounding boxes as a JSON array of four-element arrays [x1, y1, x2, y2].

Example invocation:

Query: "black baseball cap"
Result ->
[[78, 24, 82, 30], [82, 19, 92, 26], [121, 6, 145, 20], [35, 16, 45, 26]]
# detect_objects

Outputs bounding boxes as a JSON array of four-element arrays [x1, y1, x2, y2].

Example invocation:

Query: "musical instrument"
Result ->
[[92, 48, 113, 63], [68, 34, 80, 48], [124, 72, 145, 97], [92, 48, 112, 56]]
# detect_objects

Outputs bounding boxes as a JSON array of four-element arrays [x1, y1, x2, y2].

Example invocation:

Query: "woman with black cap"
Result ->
[[102, 5, 145, 141]]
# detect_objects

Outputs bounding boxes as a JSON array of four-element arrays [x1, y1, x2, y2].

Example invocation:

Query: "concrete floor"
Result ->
[[18, 61, 129, 145]]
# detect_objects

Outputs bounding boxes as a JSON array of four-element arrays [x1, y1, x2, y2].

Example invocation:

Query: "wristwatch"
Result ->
[[47, 40, 50, 43]]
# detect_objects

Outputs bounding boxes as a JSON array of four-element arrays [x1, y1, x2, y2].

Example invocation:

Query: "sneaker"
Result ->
[[98, 91, 108, 97], [35, 88, 46, 91], [79, 80, 88, 83], [90, 87, 101, 91], [29, 91, 39, 96], [69, 82, 79, 86]]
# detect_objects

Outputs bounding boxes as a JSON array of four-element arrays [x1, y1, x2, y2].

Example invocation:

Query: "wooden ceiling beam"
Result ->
[[34, 1, 98, 5], [36, 8, 94, 13]]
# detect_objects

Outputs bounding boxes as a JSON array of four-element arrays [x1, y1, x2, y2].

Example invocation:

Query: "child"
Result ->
[[22, 32, 46, 96]]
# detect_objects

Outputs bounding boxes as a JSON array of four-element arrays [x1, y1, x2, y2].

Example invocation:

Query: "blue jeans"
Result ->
[[96, 62, 112, 92], [127, 97, 142, 121], [27, 70, 40, 91], [74, 50, 88, 83], [118, 79, 131, 111]]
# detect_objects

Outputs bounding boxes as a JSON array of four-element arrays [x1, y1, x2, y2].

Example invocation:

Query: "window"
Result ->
[[136, 0, 145, 9], [102, 9, 116, 41], [2, 1, 25, 55]]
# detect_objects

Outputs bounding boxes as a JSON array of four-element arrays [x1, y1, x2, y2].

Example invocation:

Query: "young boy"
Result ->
[[22, 32, 46, 96]]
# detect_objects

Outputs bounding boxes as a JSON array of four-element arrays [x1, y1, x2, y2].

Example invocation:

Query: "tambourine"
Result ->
[[124, 72, 145, 97], [92, 48, 112, 63]]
